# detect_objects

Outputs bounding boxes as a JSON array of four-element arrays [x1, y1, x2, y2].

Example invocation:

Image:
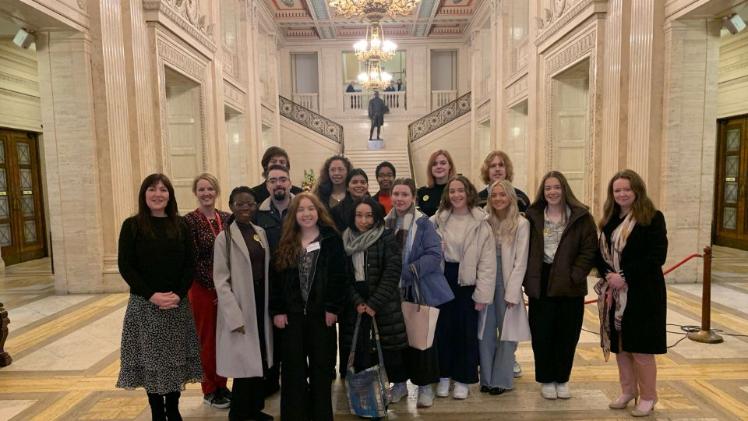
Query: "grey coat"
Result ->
[[213, 222, 273, 378]]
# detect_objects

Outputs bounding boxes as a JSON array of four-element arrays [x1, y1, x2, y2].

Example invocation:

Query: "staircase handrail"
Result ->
[[279, 95, 344, 148], [407, 91, 471, 144]]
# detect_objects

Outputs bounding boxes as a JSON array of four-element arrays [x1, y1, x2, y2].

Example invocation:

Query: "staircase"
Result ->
[[344, 149, 412, 195]]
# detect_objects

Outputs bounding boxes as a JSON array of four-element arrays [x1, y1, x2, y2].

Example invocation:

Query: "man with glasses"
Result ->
[[373, 161, 396, 214], [254, 164, 293, 398]]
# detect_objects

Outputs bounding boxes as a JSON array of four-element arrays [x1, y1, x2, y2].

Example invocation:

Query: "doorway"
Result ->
[[0, 128, 47, 265], [714, 115, 748, 250]]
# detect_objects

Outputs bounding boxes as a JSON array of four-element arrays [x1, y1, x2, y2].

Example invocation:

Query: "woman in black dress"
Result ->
[[117, 173, 202, 421], [596, 169, 667, 417]]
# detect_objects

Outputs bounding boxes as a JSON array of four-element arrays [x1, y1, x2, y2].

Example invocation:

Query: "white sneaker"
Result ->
[[452, 382, 469, 400], [541, 383, 557, 400], [436, 378, 451, 397], [513, 361, 522, 378], [417, 385, 434, 408], [556, 382, 571, 399], [390, 382, 408, 403]]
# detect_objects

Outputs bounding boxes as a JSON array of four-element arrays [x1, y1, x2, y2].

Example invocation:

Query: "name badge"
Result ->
[[306, 241, 321, 253]]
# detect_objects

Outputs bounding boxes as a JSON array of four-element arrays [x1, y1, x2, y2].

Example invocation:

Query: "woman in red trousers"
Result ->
[[184, 173, 232, 409]]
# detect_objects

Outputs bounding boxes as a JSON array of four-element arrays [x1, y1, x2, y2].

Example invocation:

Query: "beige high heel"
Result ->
[[631, 398, 657, 417], [608, 394, 637, 409]]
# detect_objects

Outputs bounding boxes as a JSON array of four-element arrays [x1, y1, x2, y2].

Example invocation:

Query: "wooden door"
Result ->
[[714, 116, 748, 250], [0, 129, 47, 265]]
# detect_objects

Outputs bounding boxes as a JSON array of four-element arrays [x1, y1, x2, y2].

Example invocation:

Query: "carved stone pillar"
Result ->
[[0, 302, 12, 367], [36, 32, 106, 293], [626, 0, 665, 198]]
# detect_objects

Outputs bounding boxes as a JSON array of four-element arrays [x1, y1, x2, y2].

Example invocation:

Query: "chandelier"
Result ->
[[353, 22, 397, 61], [328, 0, 421, 21], [357, 60, 393, 91]]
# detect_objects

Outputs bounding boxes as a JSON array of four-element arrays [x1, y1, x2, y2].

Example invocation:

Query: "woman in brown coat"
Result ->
[[524, 171, 597, 400], [595, 170, 667, 417]]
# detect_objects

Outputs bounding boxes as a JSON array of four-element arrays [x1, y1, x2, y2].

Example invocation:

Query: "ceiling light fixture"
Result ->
[[354, 22, 397, 62], [357, 60, 393, 91], [328, 0, 421, 21]]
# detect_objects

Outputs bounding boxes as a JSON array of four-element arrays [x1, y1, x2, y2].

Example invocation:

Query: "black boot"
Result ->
[[147, 393, 166, 421], [165, 392, 182, 421]]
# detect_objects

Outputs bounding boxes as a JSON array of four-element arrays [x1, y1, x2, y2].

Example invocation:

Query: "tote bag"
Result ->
[[401, 268, 439, 350], [345, 314, 390, 418]]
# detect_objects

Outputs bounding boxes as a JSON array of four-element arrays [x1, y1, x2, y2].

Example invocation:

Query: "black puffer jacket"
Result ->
[[269, 227, 347, 316], [341, 229, 407, 351]]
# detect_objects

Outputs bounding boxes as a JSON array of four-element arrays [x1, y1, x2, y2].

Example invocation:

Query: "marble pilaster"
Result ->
[[36, 32, 106, 293]]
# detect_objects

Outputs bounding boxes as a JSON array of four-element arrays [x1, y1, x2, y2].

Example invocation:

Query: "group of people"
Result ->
[[117, 146, 668, 420]]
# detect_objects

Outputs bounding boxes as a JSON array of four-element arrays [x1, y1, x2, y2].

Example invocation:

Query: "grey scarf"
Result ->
[[343, 225, 385, 282]]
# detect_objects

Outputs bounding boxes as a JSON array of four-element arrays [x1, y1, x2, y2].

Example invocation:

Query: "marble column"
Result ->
[[36, 32, 106, 293], [599, 0, 630, 201], [626, 0, 665, 200], [660, 19, 720, 283]]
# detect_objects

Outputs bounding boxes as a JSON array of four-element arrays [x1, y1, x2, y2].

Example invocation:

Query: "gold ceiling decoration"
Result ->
[[328, 0, 421, 21]]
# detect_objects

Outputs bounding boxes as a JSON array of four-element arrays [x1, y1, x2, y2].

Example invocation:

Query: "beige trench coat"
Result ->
[[498, 217, 531, 342], [213, 222, 273, 378]]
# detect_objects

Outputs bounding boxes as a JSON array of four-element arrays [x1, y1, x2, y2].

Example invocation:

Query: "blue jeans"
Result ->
[[478, 276, 517, 389]]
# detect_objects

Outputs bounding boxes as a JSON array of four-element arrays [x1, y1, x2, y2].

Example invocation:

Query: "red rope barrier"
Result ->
[[582, 252, 704, 305]]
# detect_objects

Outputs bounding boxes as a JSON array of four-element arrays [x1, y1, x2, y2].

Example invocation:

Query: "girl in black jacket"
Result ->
[[270, 192, 346, 421], [340, 197, 408, 400], [596, 170, 667, 417]]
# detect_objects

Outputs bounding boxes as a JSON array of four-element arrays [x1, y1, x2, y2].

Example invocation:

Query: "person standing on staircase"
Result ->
[[373, 161, 396, 214], [368, 91, 387, 140]]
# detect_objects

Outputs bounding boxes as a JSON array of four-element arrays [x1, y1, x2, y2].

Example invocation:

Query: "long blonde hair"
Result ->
[[486, 180, 520, 246]]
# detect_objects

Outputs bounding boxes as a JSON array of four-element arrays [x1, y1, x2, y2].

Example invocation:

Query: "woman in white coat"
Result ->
[[479, 180, 531, 395], [213, 187, 273, 421], [430, 175, 496, 400]]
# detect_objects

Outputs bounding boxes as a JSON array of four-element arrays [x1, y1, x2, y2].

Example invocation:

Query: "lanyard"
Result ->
[[198, 210, 223, 238]]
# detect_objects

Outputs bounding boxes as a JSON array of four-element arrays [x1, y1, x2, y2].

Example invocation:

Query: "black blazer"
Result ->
[[597, 211, 668, 354]]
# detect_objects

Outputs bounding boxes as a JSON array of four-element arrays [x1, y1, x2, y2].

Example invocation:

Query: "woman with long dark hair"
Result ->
[[117, 173, 202, 421], [183, 173, 232, 409], [430, 175, 496, 400], [213, 187, 273, 421], [339, 197, 407, 401], [331, 168, 370, 231], [313, 155, 353, 209], [270, 192, 346, 421], [596, 169, 667, 417], [384, 178, 454, 407], [524, 171, 597, 400]]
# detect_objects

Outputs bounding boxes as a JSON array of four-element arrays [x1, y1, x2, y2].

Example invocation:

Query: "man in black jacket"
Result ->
[[251, 146, 303, 204]]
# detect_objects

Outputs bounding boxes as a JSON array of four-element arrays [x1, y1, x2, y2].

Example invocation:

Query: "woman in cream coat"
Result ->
[[478, 180, 531, 395], [213, 187, 273, 421], [430, 175, 496, 400]]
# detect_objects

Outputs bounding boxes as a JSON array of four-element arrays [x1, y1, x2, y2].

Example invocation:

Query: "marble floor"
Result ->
[[0, 246, 747, 421]]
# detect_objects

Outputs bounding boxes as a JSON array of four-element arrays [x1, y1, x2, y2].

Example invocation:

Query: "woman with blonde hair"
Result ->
[[478, 180, 530, 395], [183, 173, 232, 408], [417, 149, 456, 217], [595, 169, 667, 417]]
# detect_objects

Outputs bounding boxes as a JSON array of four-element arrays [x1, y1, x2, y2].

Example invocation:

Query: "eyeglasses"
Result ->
[[267, 177, 289, 185], [233, 201, 257, 209]]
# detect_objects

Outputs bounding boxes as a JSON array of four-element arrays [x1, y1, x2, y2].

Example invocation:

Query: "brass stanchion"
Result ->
[[687, 246, 724, 344], [0, 301, 11, 366]]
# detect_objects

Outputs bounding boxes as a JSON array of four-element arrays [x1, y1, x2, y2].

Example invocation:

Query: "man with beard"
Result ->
[[254, 164, 293, 397], [373, 161, 396, 214], [251, 146, 303, 204]]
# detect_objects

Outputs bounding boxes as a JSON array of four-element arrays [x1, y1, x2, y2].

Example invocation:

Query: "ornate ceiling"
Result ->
[[265, 0, 479, 41]]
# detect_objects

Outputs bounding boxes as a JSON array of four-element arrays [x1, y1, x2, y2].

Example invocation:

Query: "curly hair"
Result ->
[[312, 155, 353, 201], [480, 151, 514, 184]]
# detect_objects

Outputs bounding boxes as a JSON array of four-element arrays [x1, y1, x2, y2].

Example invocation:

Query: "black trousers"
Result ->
[[405, 345, 440, 386], [281, 312, 336, 421], [436, 262, 479, 384], [229, 377, 265, 421], [528, 264, 584, 383]]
